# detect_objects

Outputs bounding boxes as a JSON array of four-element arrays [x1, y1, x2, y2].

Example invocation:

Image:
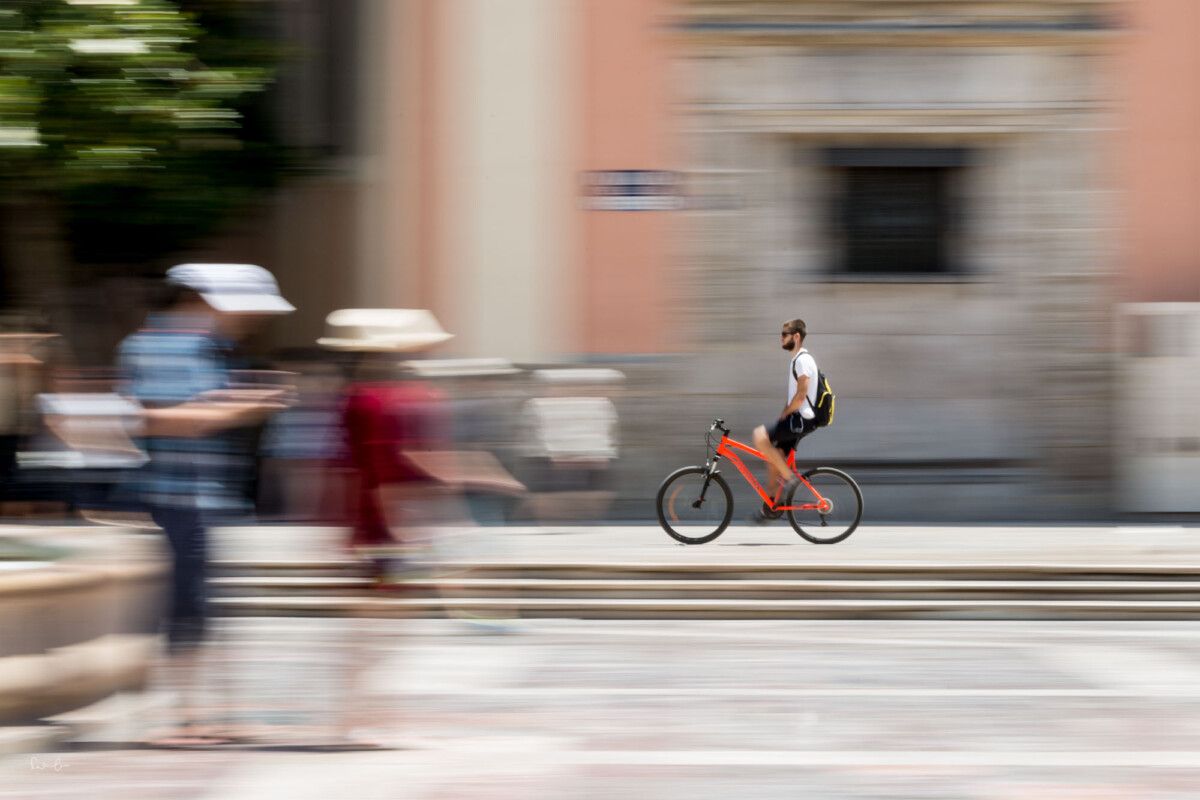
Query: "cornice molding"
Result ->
[[673, 0, 1122, 45]]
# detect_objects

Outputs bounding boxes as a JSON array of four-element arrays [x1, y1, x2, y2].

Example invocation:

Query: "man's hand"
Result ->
[[199, 386, 298, 407], [780, 374, 810, 419], [142, 391, 290, 438]]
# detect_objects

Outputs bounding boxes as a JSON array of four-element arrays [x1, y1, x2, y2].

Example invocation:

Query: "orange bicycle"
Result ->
[[656, 418, 863, 545]]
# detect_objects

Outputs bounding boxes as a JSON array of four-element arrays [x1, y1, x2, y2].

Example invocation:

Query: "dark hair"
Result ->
[[782, 318, 807, 340], [151, 281, 202, 311]]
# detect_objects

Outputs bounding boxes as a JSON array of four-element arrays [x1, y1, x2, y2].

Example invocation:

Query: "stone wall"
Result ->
[[633, 0, 1122, 520], [0, 527, 165, 726]]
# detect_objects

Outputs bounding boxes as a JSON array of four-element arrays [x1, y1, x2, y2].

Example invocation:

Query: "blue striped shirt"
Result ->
[[118, 313, 249, 511]]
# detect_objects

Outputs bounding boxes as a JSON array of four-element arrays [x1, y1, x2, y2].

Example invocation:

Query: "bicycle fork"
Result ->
[[694, 455, 722, 508]]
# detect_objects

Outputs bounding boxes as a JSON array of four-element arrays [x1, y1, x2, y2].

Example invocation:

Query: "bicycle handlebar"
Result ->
[[710, 418, 730, 436]]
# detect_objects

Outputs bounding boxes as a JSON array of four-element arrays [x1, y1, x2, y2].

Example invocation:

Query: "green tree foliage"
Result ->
[[0, 0, 285, 264]]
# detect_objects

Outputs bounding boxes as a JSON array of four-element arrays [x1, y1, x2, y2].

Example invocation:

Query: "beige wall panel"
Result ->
[[435, 0, 579, 360], [353, 0, 417, 310]]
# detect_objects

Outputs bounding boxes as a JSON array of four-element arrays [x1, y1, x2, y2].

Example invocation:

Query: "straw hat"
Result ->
[[317, 308, 454, 352]]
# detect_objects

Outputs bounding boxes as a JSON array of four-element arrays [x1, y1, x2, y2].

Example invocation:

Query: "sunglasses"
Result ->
[[780, 330, 796, 337]]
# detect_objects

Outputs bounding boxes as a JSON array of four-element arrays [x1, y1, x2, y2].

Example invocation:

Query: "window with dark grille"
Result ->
[[272, 0, 362, 158], [826, 148, 967, 276]]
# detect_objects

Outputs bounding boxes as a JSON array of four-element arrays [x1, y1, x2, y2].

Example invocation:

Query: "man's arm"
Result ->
[[141, 396, 285, 438], [119, 335, 290, 438], [779, 374, 809, 419]]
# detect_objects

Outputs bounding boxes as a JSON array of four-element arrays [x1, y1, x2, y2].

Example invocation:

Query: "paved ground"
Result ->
[[7, 616, 1200, 798], [214, 522, 1200, 567], [7, 522, 1200, 796]]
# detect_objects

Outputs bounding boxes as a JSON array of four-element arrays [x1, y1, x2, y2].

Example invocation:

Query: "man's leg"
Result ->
[[150, 506, 212, 741], [753, 424, 796, 492], [156, 507, 209, 649]]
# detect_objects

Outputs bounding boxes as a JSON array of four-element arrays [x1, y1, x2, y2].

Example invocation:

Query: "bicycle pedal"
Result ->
[[759, 501, 784, 520]]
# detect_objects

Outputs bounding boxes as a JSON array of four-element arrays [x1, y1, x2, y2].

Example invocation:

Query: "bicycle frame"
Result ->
[[710, 435, 830, 513]]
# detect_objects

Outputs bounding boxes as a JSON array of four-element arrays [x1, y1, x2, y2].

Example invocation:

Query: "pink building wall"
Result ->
[[1123, 0, 1200, 301], [579, 0, 674, 354]]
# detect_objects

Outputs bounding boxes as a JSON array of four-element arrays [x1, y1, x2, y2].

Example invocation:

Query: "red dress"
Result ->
[[332, 381, 444, 549]]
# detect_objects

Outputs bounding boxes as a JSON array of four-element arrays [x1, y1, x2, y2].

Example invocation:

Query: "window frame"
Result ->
[[822, 147, 972, 282]]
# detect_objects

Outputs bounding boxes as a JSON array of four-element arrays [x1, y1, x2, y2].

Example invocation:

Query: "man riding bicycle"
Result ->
[[750, 318, 819, 524]]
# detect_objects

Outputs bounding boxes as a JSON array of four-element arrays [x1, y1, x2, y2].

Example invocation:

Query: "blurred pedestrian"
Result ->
[[118, 263, 294, 746], [318, 309, 452, 582], [407, 358, 527, 526], [257, 354, 342, 521], [315, 309, 456, 745], [0, 333, 52, 513], [520, 368, 622, 521]]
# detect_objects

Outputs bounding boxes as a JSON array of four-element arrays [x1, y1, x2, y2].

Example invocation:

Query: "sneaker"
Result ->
[[758, 500, 784, 520]]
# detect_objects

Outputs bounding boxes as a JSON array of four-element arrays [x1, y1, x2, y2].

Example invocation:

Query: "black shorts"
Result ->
[[764, 412, 815, 454]]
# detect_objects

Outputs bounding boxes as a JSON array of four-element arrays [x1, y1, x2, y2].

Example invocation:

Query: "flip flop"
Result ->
[[144, 732, 242, 749], [144, 723, 257, 749]]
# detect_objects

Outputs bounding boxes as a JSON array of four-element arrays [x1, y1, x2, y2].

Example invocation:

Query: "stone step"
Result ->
[[212, 575, 1200, 601], [215, 560, 367, 578], [213, 560, 1200, 582], [215, 576, 374, 596], [212, 595, 1200, 621]]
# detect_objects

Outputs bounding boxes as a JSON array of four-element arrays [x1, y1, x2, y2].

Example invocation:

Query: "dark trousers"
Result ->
[[150, 505, 209, 653], [0, 434, 18, 501]]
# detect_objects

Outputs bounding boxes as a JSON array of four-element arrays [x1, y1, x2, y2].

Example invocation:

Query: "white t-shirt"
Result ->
[[788, 349, 819, 420]]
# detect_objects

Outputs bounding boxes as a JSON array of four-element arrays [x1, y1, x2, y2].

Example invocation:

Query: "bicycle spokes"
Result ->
[[656, 466, 734, 544], [784, 468, 863, 544], [667, 477, 721, 525]]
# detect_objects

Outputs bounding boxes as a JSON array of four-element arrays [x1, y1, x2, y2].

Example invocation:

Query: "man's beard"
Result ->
[[782, 340, 796, 352]]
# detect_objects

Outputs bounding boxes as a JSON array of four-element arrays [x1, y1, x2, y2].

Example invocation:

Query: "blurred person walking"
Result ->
[[118, 263, 294, 746], [750, 318, 820, 524], [520, 368, 622, 521], [317, 309, 455, 746], [318, 309, 452, 581], [256, 356, 343, 521], [0, 333, 52, 514], [402, 357, 527, 527]]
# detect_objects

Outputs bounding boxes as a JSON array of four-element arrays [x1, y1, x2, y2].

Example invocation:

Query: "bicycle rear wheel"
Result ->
[[656, 466, 733, 545], [785, 467, 862, 544]]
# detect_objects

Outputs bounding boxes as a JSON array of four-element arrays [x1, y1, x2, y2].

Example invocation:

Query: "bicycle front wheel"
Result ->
[[785, 467, 862, 544], [656, 466, 733, 545]]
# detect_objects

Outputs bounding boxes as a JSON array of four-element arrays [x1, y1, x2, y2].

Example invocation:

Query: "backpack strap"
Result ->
[[791, 349, 809, 381], [792, 349, 816, 412]]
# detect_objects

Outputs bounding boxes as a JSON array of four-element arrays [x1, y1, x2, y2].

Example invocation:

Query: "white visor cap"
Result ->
[[166, 263, 295, 314]]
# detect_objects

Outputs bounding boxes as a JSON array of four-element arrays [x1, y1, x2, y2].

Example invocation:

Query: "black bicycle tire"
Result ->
[[655, 466, 733, 545], [785, 467, 863, 544]]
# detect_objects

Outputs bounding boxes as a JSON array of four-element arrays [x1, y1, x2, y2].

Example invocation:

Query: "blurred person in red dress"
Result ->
[[318, 309, 453, 583]]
